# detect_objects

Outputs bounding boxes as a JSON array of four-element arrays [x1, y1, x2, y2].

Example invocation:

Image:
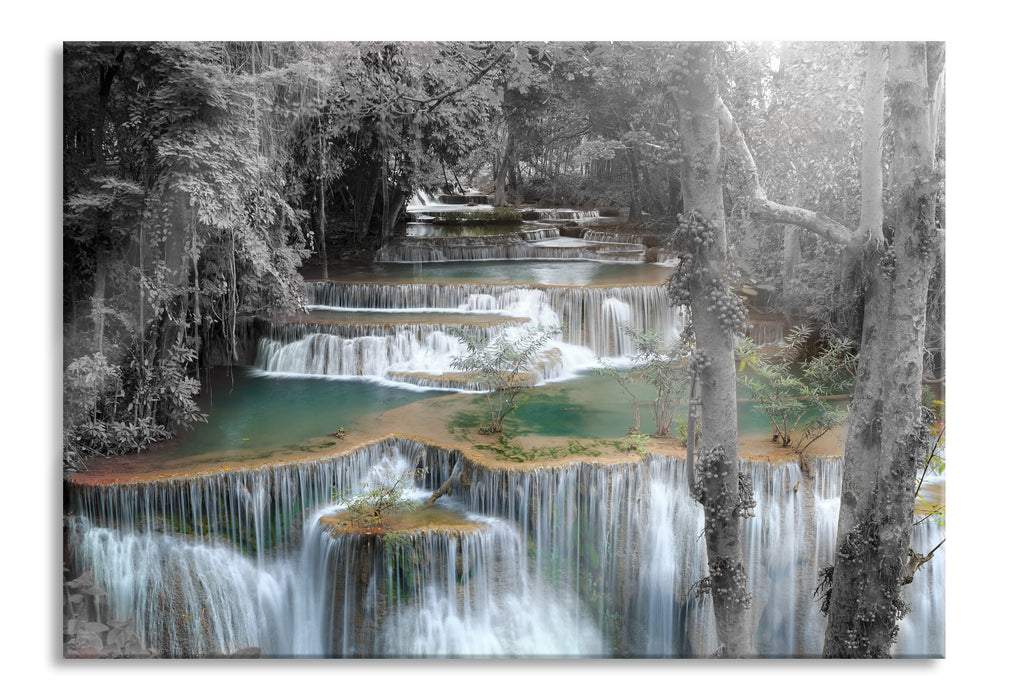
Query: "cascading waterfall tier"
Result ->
[[305, 281, 684, 359], [256, 320, 523, 387], [745, 319, 787, 346], [583, 231, 651, 245], [66, 439, 605, 657], [67, 438, 944, 657], [533, 209, 601, 221], [376, 228, 644, 263], [255, 328, 464, 381], [265, 320, 515, 345], [254, 280, 684, 387]]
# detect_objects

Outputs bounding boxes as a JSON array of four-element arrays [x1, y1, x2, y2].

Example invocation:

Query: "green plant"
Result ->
[[618, 432, 651, 456], [610, 325, 691, 438], [450, 324, 560, 434], [674, 414, 701, 449], [334, 474, 418, 533], [914, 399, 945, 527], [737, 325, 856, 453]]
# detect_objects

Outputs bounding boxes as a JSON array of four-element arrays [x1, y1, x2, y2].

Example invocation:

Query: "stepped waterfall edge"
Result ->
[[65, 435, 944, 658]]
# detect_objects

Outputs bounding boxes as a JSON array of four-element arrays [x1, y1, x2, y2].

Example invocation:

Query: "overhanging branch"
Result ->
[[404, 49, 510, 112], [715, 97, 858, 250]]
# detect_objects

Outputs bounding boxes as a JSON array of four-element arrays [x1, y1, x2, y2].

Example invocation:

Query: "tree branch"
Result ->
[[405, 49, 510, 112], [901, 538, 944, 585], [715, 97, 858, 250]]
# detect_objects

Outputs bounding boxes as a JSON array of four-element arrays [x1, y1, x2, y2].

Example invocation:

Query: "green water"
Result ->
[[169, 367, 843, 463], [311, 260, 672, 287], [449, 371, 845, 441], [174, 368, 436, 458]]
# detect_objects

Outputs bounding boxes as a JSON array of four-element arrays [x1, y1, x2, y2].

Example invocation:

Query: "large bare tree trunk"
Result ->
[[495, 126, 513, 207], [626, 147, 642, 223], [318, 123, 328, 278], [822, 41, 939, 658], [679, 43, 753, 658], [716, 40, 943, 657], [90, 49, 125, 357]]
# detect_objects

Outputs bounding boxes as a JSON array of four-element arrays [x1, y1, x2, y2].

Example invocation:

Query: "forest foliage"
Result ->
[[63, 40, 944, 473]]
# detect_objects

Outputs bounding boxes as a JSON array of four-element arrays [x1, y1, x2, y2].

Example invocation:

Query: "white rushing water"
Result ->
[[69, 440, 943, 658], [70, 442, 606, 657], [253, 283, 683, 388], [376, 234, 645, 263]]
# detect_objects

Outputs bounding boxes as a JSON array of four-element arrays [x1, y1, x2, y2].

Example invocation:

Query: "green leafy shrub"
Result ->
[[450, 324, 559, 434], [601, 325, 691, 438], [737, 325, 856, 453], [618, 433, 652, 456], [335, 474, 419, 533]]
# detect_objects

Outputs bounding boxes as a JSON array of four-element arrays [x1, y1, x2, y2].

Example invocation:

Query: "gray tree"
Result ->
[[718, 41, 944, 657]]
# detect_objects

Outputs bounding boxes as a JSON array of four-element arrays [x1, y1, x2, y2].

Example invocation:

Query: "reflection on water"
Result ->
[[173, 368, 434, 458], [451, 371, 846, 441]]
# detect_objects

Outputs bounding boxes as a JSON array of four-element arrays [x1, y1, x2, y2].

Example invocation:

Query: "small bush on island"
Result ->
[[333, 474, 419, 534]]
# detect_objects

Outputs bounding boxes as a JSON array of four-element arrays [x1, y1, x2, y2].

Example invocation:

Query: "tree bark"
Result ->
[[679, 44, 753, 658], [495, 124, 514, 207], [93, 49, 124, 171], [318, 120, 328, 278], [822, 41, 939, 658], [857, 43, 887, 247], [90, 48, 125, 356], [781, 228, 801, 299], [626, 147, 642, 223], [380, 188, 407, 245], [715, 41, 942, 657]]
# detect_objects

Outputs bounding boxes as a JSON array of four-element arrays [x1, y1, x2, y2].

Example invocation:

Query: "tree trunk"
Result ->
[[354, 164, 381, 244], [713, 41, 943, 658], [822, 42, 939, 658], [93, 49, 124, 171], [495, 126, 514, 207], [92, 258, 107, 355], [89, 49, 125, 357], [626, 147, 642, 223], [782, 228, 801, 298], [819, 42, 936, 657], [318, 125, 328, 278], [679, 44, 753, 658], [380, 188, 407, 246]]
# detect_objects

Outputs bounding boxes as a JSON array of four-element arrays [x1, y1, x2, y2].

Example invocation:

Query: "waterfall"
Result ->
[[521, 228, 561, 242], [265, 321, 507, 345], [375, 229, 644, 263], [68, 439, 944, 658], [600, 297, 634, 357], [583, 231, 649, 245], [894, 520, 946, 657], [256, 282, 684, 387], [407, 189, 440, 208], [746, 319, 787, 346], [535, 209, 601, 221], [305, 281, 685, 360], [634, 457, 714, 656], [420, 448, 944, 657], [254, 329, 465, 379], [67, 439, 604, 657]]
